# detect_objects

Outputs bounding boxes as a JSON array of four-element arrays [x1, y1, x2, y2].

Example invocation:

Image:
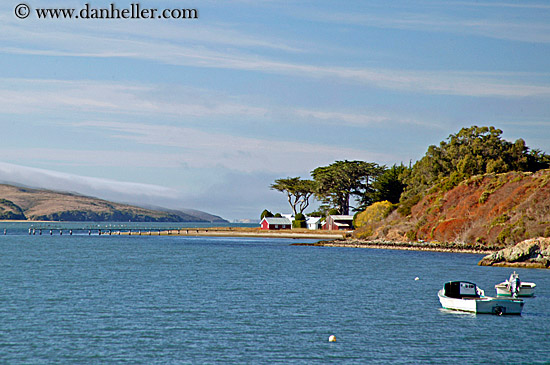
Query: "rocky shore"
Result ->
[[293, 239, 494, 254], [478, 237, 550, 269], [299, 236, 550, 269]]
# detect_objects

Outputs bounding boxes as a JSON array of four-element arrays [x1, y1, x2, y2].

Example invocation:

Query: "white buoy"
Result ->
[[328, 335, 336, 342], [415, 277, 420, 281]]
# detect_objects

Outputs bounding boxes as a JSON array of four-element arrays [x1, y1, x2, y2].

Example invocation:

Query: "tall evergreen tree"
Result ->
[[372, 164, 409, 204], [270, 177, 316, 215], [311, 160, 383, 215]]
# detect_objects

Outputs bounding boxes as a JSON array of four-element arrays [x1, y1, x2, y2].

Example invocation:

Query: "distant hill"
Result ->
[[0, 184, 227, 223], [354, 169, 550, 247], [142, 205, 228, 223], [0, 198, 26, 220]]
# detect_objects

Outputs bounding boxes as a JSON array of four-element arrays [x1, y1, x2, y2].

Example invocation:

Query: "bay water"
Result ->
[[1, 230, 549, 363]]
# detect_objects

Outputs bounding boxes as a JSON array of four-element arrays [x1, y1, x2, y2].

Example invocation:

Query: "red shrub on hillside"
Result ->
[[355, 169, 550, 248]]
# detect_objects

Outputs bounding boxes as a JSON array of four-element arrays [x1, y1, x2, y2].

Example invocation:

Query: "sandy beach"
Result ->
[[121, 227, 349, 240]]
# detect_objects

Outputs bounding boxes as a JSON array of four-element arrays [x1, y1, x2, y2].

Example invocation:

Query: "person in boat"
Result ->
[[508, 272, 521, 298]]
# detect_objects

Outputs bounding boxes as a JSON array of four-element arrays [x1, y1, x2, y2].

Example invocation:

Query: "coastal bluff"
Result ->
[[478, 237, 550, 269], [354, 169, 550, 248]]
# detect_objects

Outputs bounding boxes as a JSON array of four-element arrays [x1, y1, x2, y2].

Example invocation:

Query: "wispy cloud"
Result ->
[[306, 5, 550, 44], [3, 62, 550, 109], [450, 2, 550, 10], [72, 121, 394, 173], [0, 115, 396, 175], [0, 78, 267, 119], [295, 109, 390, 125], [294, 108, 446, 129], [0, 76, 448, 130], [2, 13, 549, 98], [0, 9, 303, 52], [0, 148, 184, 169]]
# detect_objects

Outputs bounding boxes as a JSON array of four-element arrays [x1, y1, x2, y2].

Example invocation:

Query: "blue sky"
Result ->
[[1, 0, 549, 220]]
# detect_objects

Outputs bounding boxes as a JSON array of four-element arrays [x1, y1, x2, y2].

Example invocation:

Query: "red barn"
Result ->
[[260, 217, 291, 230]]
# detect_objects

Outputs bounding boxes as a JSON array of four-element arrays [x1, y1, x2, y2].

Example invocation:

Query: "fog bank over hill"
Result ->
[[0, 183, 226, 222], [0, 162, 177, 204], [0, 162, 226, 222]]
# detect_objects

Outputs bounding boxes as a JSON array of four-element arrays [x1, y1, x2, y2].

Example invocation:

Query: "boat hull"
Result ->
[[438, 290, 524, 315], [495, 283, 536, 297]]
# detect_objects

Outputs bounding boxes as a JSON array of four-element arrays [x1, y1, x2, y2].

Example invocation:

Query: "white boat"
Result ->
[[438, 281, 524, 315], [495, 271, 536, 297]]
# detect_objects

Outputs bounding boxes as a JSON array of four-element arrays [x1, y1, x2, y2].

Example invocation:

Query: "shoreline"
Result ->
[[294, 238, 495, 254], [0, 221, 493, 254], [7, 221, 545, 267]]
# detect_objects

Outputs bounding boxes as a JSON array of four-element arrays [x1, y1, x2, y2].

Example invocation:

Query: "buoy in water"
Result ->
[[414, 277, 420, 281], [328, 335, 336, 342]]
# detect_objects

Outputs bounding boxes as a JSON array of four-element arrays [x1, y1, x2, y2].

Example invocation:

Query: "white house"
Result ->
[[306, 216, 322, 230], [281, 214, 295, 224]]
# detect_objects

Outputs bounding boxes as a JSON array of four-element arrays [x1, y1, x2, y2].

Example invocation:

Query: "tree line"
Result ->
[[268, 126, 550, 219]]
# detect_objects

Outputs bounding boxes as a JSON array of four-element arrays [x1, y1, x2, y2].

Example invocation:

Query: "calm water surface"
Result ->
[[1, 233, 549, 363]]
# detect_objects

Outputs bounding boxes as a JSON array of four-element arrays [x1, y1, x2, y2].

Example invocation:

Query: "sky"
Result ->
[[1, 0, 549, 221]]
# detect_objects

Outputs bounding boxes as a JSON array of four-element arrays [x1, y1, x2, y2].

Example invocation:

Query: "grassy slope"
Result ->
[[0, 198, 26, 219], [354, 169, 550, 248]]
